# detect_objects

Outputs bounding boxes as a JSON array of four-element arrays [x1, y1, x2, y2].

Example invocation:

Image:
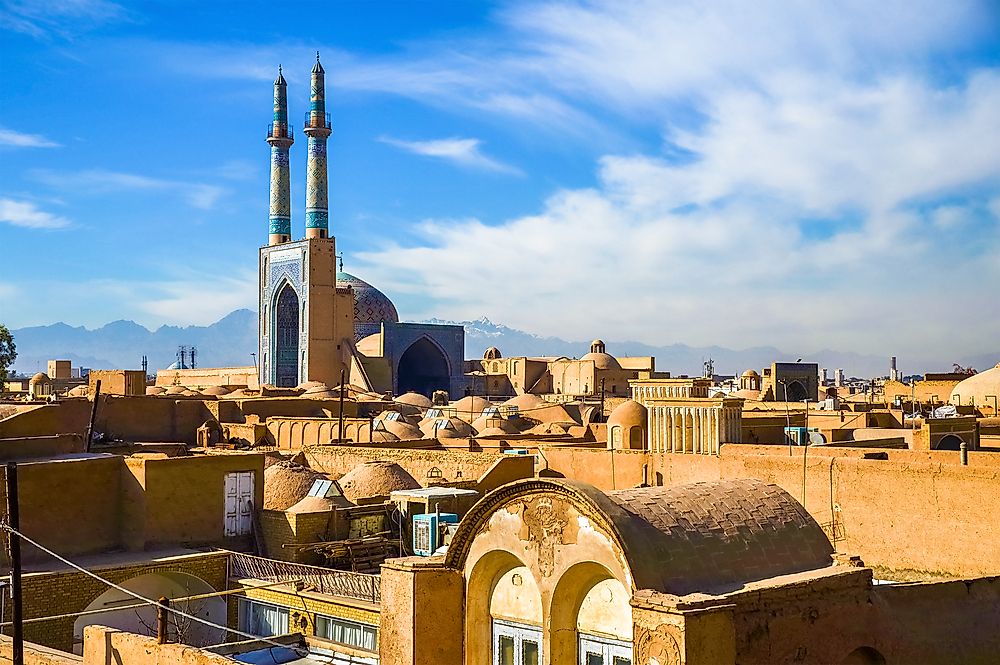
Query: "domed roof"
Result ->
[[146, 386, 166, 395], [396, 392, 432, 409], [420, 417, 475, 439], [741, 369, 760, 378], [337, 271, 399, 341], [164, 386, 187, 395], [67, 385, 89, 397], [503, 393, 546, 410], [201, 386, 231, 396], [338, 461, 420, 502], [378, 419, 423, 440], [580, 352, 622, 371], [357, 333, 382, 356], [29, 372, 50, 384], [951, 363, 1000, 411], [607, 399, 647, 429], [263, 462, 329, 510], [484, 346, 502, 360], [451, 395, 493, 415]]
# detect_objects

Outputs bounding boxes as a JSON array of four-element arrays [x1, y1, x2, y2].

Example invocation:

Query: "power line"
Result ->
[[0, 524, 309, 657]]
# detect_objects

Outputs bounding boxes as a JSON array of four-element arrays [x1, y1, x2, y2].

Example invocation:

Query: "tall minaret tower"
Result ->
[[266, 65, 294, 245], [304, 52, 332, 240]]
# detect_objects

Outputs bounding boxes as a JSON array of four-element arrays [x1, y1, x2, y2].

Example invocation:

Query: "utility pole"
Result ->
[[338, 369, 346, 443], [600, 378, 606, 420], [5, 463, 23, 665], [85, 380, 102, 453]]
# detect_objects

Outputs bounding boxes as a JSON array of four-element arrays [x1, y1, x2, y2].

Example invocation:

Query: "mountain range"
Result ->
[[8, 310, 997, 378]]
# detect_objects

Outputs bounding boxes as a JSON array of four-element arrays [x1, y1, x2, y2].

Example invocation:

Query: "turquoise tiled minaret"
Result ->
[[267, 65, 294, 245], [304, 52, 332, 240]]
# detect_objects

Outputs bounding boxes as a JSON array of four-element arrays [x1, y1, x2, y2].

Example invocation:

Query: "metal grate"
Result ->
[[229, 552, 381, 604]]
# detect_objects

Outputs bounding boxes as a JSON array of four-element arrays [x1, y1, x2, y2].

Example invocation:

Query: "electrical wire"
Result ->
[[0, 524, 310, 658]]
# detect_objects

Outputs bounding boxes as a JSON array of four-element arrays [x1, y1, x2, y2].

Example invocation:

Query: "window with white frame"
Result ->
[[315, 614, 378, 652], [238, 598, 289, 637], [578, 634, 632, 665]]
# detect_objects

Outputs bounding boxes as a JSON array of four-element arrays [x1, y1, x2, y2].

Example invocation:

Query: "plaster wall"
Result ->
[[122, 453, 264, 551], [0, 456, 123, 566], [81, 626, 232, 665]]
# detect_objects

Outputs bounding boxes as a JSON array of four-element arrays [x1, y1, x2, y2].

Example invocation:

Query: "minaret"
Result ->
[[304, 52, 332, 240], [266, 65, 293, 245]]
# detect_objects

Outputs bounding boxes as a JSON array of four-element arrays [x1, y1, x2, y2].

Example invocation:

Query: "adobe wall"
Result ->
[[540, 445, 1000, 578], [0, 456, 123, 566], [123, 453, 264, 551], [303, 446, 517, 486], [16, 552, 229, 652], [0, 402, 92, 439], [81, 626, 232, 665], [0, 434, 84, 460], [0, 635, 81, 664], [870, 577, 1000, 664]]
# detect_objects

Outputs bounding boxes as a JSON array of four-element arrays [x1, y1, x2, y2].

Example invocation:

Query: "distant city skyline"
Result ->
[[1, 0, 998, 366]]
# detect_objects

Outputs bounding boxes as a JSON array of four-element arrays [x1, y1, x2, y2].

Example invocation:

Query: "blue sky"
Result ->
[[1, 0, 999, 367]]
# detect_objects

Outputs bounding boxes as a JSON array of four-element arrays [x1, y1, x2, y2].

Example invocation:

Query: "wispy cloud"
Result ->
[[379, 136, 522, 175], [357, 68, 1000, 363], [0, 199, 71, 229], [0, 127, 61, 148], [1, 0, 129, 39], [30, 168, 225, 210]]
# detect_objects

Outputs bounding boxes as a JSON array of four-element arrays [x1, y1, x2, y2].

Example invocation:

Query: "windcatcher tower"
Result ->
[[267, 66, 294, 245], [304, 52, 332, 239]]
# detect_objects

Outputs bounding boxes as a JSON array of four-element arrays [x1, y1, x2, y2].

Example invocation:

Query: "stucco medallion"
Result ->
[[635, 623, 682, 665]]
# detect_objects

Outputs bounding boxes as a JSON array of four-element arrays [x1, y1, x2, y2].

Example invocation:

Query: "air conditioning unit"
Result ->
[[784, 427, 823, 446], [412, 512, 459, 556]]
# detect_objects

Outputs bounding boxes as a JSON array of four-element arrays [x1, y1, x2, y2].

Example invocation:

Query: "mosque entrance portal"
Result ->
[[783, 380, 808, 402], [275, 284, 300, 387], [397, 337, 450, 397]]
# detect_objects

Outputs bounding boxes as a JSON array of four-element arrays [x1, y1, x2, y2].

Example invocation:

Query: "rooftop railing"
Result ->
[[229, 551, 381, 604]]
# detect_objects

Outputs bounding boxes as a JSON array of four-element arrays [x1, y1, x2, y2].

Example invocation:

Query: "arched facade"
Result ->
[[397, 336, 452, 397], [72, 572, 226, 655], [431, 478, 834, 665]]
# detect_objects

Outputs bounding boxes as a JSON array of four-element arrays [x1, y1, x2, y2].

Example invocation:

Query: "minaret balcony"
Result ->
[[267, 124, 295, 140], [303, 112, 332, 130]]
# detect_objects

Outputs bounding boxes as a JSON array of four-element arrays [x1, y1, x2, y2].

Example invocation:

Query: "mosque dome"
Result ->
[[950, 363, 1000, 411], [336, 271, 399, 341], [741, 369, 760, 378], [580, 352, 622, 371], [484, 347, 502, 360]]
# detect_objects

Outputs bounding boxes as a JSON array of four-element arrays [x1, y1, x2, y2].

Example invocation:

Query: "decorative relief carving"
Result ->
[[635, 623, 682, 665], [522, 496, 569, 577]]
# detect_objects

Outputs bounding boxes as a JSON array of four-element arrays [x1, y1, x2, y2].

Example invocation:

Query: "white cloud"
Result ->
[[379, 136, 522, 175], [0, 199, 70, 229], [0, 270, 257, 329], [356, 69, 1000, 362], [0, 127, 60, 148], [1, 0, 128, 38], [140, 273, 257, 325], [30, 168, 225, 210]]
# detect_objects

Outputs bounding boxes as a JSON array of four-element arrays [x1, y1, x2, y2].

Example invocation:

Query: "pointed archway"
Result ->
[[274, 283, 300, 387], [397, 337, 450, 397]]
